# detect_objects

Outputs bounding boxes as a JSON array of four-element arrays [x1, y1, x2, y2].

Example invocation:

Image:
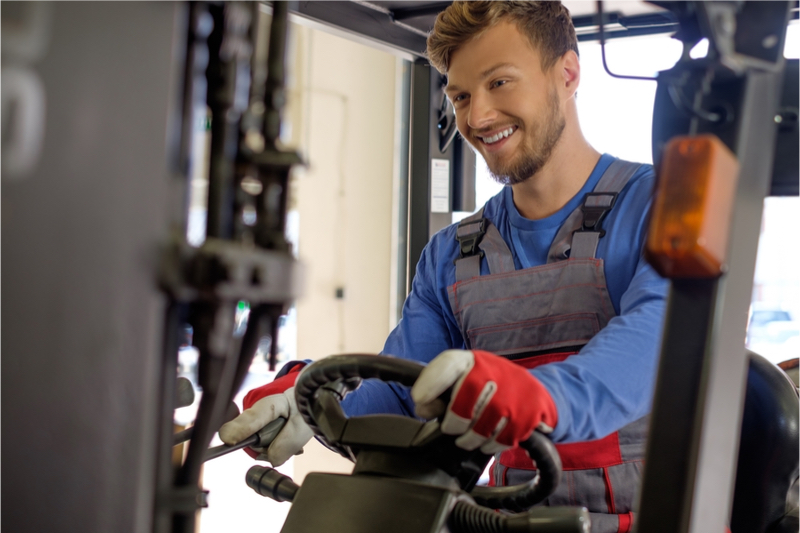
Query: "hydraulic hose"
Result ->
[[470, 431, 561, 512], [448, 500, 591, 533], [448, 501, 505, 533]]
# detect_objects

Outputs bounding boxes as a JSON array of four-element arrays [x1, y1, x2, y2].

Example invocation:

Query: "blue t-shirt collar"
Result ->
[[504, 153, 616, 230]]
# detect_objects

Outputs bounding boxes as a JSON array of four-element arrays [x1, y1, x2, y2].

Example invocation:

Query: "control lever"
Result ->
[[173, 402, 241, 446], [204, 416, 287, 462]]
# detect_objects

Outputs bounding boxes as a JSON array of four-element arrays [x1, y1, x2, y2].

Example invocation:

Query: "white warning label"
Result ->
[[431, 159, 450, 213]]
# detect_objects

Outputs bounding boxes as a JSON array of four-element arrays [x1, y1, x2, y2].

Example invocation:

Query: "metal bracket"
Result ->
[[698, 1, 790, 74], [159, 236, 303, 305]]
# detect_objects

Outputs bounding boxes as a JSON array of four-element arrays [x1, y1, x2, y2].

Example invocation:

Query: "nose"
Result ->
[[466, 93, 497, 132]]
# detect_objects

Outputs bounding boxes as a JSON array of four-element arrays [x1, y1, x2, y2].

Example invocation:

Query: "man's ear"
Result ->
[[560, 50, 580, 99]]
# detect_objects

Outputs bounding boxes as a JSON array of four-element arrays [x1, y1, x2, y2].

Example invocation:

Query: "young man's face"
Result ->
[[445, 20, 566, 185]]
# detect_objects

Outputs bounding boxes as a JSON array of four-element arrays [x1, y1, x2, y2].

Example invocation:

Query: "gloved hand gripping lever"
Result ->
[[204, 416, 287, 462]]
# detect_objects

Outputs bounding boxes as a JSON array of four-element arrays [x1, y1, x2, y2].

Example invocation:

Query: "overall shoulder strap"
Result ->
[[547, 160, 643, 262], [454, 208, 515, 281]]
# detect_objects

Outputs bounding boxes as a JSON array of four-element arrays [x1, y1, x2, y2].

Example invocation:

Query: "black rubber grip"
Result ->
[[295, 354, 424, 429], [470, 431, 562, 512]]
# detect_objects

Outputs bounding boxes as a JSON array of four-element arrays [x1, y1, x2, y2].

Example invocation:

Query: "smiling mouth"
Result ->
[[477, 126, 517, 145]]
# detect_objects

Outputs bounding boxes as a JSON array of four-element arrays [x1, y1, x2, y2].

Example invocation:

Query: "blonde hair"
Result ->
[[427, 1, 578, 74]]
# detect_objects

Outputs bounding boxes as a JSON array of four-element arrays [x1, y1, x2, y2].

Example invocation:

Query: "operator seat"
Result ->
[[731, 351, 799, 533]]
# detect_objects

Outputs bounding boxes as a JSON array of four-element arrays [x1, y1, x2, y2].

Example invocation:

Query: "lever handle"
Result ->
[[204, 416, 287, 462]]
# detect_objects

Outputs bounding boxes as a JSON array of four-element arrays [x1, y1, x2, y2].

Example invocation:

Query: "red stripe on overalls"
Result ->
[[498, 351, 624, 471], [497, 351, 633, 532], [618, 513, 634, 533], [499, 351, 632, 532]]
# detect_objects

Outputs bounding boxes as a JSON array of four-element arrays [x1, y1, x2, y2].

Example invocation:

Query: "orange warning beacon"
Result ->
[[646, 134, 740, 278]]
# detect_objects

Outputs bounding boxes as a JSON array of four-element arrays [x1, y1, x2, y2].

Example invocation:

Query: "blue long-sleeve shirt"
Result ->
[[342, 154, 668, 443]]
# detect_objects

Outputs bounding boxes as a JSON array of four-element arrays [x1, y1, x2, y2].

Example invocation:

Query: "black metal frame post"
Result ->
[[406, 60, 476, 292], [636, 3, 792, 533], [407, 59, 432, 290], [427, 69, 457, 245], [394, 60, 412, 313]]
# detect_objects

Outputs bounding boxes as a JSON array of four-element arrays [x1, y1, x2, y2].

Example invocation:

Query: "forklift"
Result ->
[[2, 2, 797, 533], [166, 3, 799, 532]]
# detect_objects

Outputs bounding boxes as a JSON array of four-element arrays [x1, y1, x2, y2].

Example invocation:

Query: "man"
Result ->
[[221, 2, 668, 531]]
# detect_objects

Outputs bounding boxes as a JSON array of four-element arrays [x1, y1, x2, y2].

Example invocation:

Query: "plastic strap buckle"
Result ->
[[579, 192, 618, 236], [455, 218, 488, 259]]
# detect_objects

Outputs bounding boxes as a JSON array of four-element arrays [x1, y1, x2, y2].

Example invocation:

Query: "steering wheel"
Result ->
[[294, 354, 563, 512]]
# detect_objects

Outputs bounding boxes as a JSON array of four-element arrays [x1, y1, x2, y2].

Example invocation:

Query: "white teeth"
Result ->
[[482, 127, 515, 145]]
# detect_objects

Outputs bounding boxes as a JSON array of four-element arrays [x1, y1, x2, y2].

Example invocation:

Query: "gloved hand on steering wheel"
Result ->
[[411, 349, 558, 455], [219, 364, 313, 466]]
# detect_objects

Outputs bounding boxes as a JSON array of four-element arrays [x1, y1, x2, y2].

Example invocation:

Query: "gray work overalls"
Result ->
[[449, 160, 647, 533]]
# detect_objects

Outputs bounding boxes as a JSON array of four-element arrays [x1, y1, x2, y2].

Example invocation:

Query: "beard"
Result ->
[[484, 88, 565, 186]]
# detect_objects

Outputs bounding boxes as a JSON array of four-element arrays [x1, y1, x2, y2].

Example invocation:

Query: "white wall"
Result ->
[[287, 24, 401, 482]]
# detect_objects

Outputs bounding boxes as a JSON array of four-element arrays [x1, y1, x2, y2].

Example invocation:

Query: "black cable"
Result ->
[[597, 1, 658, 82], [470, 432, 560, 512], [598, 1, 723, 123], [448, 501, 505, 533]]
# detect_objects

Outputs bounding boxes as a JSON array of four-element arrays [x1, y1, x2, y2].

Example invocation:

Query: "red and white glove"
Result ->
[[411, 350, 558, 454], [219, 364, 312, 466]]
